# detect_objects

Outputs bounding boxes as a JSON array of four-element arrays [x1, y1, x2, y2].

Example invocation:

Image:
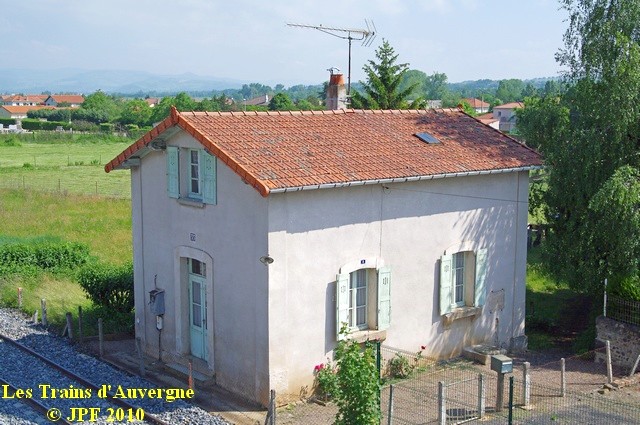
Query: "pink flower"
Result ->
[[314, 363, 324, 372]]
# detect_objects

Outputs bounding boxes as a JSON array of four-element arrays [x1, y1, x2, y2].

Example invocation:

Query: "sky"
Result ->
[[1, 0, 569, 86]]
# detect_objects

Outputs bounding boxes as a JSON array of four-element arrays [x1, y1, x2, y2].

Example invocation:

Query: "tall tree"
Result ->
[[350, 39, 422, 109], [521, 0, 640, 296], [495, 79, 525, 103], [268, 92, 295, 111]]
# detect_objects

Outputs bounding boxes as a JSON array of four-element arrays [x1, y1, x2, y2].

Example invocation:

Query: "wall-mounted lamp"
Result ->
[[259, 255, 274, 265]]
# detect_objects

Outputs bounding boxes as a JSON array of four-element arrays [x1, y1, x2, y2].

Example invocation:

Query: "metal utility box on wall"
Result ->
[[149, 289, 165, 316], [491, 354, 513, 374]]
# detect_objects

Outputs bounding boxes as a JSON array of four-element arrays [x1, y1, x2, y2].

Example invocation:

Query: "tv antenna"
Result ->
[[286, 20, 376, 95]]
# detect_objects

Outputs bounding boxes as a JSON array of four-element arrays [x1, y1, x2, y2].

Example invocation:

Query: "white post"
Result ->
[[17, 287, 22, 308], [606, 340, 614, 384], [478, 373, 485, 418], [523, 361, 531, 408], [603, 278, 608, 317]]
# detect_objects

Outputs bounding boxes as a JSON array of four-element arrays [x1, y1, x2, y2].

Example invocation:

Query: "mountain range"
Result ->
[[0, 68, 246, 95]]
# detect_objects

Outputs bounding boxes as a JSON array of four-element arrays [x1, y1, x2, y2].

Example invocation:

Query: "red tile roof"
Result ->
[[1, 105, 54, 114], [48, 95, 85, 104], [106, 107, 542, 197], [462, 98, 490, 108], [494, 102, 524, 110]]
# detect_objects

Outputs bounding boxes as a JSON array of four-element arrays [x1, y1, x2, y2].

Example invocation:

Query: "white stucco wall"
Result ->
[[266, 171, 529, 398], [130, 130, 271, 404]]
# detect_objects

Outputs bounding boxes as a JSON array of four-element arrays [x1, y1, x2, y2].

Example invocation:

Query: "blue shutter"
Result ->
[[336, 274, 349, 340], [377, 267, 391, 331], [166, 146, 179, 198], [202, 151, 217, 205], [440, 254, 453, 315], [474, 248, 488, 307]]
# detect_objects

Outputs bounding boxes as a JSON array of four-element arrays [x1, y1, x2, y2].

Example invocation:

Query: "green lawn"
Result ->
[[0, 134, 133, 198]]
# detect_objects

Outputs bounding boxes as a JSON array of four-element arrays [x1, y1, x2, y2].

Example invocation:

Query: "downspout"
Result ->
[[510, 172, 521, 346], [137, 167, 149, 350]]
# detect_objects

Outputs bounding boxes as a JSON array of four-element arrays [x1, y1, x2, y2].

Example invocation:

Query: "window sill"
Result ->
[[443, 306, 482, 328], [346, 329, 387, 344], [177, 197, 205, 208]]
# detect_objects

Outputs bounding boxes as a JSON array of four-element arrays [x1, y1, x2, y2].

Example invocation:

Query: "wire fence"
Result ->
[[607, 294, 640, 327], [0, 174, 130, 198], [271, 343, 640, 424]]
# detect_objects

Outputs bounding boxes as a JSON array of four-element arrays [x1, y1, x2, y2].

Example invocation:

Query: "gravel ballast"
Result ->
[[0, 308, 230, 425]]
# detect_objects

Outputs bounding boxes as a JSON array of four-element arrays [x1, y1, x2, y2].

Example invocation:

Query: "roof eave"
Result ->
[[268, 165, 544, 195]]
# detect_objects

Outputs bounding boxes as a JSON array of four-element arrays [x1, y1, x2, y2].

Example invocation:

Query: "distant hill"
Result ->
[[0, 68, 245, 94], [0, 68, 558, 99]]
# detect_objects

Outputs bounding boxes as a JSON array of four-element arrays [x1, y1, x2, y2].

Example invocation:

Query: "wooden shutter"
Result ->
[[202, 151, 217, 205], [166, 146, 179, 198], [439, 254, 453, 315], [474, 248, 488, 307], [336, 273, 350, 340], [377, 267, 391, 331]]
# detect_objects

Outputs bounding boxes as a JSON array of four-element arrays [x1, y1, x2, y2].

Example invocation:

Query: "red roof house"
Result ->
[[107, 106, 541, 405]]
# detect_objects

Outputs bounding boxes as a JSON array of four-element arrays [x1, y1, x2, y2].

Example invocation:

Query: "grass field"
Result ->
[[0, 133, 133, 198]]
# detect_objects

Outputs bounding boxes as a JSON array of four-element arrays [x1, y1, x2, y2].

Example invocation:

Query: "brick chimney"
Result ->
[[326, 72, 347, 110]]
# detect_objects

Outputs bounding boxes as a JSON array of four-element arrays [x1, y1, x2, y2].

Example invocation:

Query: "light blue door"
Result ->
[[188, 260, 207, 360]]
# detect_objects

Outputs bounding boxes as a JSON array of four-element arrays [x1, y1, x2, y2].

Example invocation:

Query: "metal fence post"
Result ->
[[508, 376, 514, 425], [630, 354, 640, 378], [560, 358, 566, 397], [603, 278, 608, 317], [523, 361, 531, 408], [98, 318, 104, 358], [438, 381, 446, 425], [606, 340, 613, 384], [387, 384, 394, 425], [478, 373, 485, 418], [271, 389, 276, 425], [41, 299, 47, 327]]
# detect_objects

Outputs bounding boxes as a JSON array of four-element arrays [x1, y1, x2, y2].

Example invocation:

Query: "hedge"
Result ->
[[0, 118, 16, 127], [21, 119, 73, 131], [0, 240, 90, 273]]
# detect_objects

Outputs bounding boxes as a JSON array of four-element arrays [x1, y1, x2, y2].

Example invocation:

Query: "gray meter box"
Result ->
[[149, 289, 165, 315], [490, 354, 513, 374]]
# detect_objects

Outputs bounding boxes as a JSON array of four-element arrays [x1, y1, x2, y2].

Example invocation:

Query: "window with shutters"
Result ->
[[336, 265, 391, 340], [166, 146, 217, 205], [439, 248, 487, 318]]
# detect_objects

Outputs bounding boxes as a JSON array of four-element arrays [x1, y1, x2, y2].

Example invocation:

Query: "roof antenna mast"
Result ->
[[286, 20, 376, 96]]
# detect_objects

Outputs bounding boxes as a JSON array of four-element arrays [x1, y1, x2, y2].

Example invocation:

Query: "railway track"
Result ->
[[0, 330, 187, 425], [0, 375, 73, 425]]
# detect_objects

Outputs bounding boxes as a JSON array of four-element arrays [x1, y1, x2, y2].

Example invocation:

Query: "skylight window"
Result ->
[[415, 132, 441, 144]]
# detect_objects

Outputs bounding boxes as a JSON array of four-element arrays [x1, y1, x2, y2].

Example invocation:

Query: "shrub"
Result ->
[[313, 362, 338, 401], [99, 123, 115, 133], [77, 261, 134, 313], [70, 120, 100, 132], [388, 353, 412, 378], [333, 329, 380, 425]]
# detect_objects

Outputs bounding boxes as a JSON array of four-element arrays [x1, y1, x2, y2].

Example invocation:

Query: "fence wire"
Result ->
[[273, 343, 640, 424]]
